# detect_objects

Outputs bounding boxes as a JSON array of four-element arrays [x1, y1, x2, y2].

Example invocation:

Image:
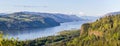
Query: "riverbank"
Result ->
[[0, 29, 80, 46]]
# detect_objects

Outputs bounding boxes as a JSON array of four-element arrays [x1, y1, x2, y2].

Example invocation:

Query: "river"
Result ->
[[4, 20, 93, 40]]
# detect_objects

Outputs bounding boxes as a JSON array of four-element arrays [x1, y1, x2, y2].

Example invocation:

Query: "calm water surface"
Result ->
[[4, 21, 93, 40]]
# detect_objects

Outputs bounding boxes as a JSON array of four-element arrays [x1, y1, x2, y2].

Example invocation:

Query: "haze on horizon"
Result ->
[[0, 0, 120, 16]]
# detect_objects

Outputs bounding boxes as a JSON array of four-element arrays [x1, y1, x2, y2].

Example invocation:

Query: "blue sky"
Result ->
[[0, 0, 120, 16]]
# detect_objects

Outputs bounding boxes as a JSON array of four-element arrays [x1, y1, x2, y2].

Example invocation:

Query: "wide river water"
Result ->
[[4, 20, 93, 40]]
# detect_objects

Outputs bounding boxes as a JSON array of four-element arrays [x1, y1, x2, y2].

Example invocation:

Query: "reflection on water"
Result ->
[[4, 21, 92, 40]]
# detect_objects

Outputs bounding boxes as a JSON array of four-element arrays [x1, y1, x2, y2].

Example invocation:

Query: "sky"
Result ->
[[0, 0, 120, 16]]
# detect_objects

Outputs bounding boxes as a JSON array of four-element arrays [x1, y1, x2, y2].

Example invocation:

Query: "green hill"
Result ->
[[0, 14, 60, 30], [66, 14, 120, 46]]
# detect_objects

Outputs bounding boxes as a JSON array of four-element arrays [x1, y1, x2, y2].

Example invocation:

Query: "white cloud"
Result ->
[[79, 12, 85, 15]]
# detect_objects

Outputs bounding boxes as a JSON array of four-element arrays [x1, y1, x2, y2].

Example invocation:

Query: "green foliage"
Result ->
[[0, 30, 79, 46], [0, 32, 28, 46], [65, 14, 120, 46], [26, 30, 80, 46]]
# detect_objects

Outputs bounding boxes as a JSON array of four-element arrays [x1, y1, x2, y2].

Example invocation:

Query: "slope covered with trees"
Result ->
[[0, 13, 60, 30], [66, 14, 120, 46]]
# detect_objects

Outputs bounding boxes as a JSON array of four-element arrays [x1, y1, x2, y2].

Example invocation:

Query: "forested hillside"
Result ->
[[66, 14, 120, 46], [0, 14, 60, 30]]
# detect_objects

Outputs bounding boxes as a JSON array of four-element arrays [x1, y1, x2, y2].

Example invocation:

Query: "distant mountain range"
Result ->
[[0, 11, 85, 30], [80, 16, 99, 21], [105, 11, 120, 15], [0, 13, 7, 15], [12, 11, 84, 23]]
